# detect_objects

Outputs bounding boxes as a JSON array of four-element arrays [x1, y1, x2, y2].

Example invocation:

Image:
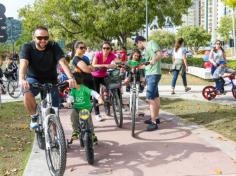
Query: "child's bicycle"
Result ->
[[67, 104, 102, 165], [202, 73, 236, 100]]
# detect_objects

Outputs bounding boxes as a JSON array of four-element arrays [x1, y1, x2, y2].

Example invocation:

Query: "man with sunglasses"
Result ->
[[135, 36, 162, 131], [19, 26, 76, 129]]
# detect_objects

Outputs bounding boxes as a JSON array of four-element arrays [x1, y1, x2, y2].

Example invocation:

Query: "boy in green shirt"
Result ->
[[64, 72, 103, 143]]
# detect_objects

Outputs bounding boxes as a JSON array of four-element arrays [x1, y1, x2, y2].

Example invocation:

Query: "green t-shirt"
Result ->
[[143, 40, 161, 75], [127, 59, 145, 67], [70, 85, 92, 110]]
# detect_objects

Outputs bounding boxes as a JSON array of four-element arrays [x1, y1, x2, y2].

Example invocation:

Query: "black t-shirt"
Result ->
[[72, 56, 94, 89], [19, 41, 64, 83]]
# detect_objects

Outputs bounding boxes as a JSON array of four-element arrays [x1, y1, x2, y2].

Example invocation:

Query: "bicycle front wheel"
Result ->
[[7, 79, 22, 98], [84, 132, 94, 165], [111, 89, 123, 128], [131, 91, 136, 137], [45, 114, 66, 176]]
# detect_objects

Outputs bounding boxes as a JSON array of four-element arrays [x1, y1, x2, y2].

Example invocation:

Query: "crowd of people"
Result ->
[[16, 26, 235, 144]]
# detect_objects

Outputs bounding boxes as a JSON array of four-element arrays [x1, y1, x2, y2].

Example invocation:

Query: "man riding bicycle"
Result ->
[[19, 26, 76, 129]]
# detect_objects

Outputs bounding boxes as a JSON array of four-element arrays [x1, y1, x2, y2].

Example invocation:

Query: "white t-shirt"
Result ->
[[173, 47, 186, 61]]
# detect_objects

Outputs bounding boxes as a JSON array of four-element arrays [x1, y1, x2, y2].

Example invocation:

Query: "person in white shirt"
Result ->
[[171, 38, 191, 94]]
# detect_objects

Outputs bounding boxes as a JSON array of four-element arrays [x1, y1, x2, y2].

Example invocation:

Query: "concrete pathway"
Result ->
[[24, 95, 236, 176]]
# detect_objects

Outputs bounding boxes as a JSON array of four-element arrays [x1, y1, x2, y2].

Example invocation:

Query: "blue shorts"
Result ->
[[146, 74, 161, 100], [23, 77, 59, 107]]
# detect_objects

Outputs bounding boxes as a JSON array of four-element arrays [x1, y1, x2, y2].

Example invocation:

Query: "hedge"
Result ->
[[161, 57, 236, 70]]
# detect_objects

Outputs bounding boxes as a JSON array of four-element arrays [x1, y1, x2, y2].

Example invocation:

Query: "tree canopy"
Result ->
[[217, 15, 234, 42], [149, 30, 175, 49], [18, 0, 192, 48], [177, 26, 211, 51]]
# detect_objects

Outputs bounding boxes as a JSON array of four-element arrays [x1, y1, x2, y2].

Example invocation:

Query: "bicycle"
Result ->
[[101, 66, 124, 128], [202, 72, 236, 100], [67, 105, 102, 165], [0, 71, 22, 99], [32, 82, 67, 176], [128, 62, 149, 137]]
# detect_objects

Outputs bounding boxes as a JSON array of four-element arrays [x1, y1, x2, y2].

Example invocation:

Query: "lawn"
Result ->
[[0, 102, 34, 176], [160, 98, 236, 142], [160, 69, 212, 85]]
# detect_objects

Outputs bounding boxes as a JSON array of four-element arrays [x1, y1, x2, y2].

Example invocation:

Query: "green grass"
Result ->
[[161, 98, 236, 142], [0, 102, 34, 176], [160, 69, 212, 85]]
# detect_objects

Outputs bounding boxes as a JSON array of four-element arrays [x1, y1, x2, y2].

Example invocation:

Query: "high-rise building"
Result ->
[[182, 0, 200, 26], [200, 0, 231, 42]]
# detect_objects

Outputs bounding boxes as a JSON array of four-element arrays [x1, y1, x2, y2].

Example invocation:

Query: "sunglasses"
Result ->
[[216, 43, 221, 45], [103, 47, 110, 50], [79, 46, 87, 50], [36, 36, 49, 41]]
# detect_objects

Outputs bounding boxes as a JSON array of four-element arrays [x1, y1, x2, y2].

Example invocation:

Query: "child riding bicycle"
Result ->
[[124, 49, 146, 92], [63, 72, 104, 143], [212, 60, 235, 94]]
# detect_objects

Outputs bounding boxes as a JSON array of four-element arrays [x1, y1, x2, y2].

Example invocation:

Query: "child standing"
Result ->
[[124, 49, 146, 92]]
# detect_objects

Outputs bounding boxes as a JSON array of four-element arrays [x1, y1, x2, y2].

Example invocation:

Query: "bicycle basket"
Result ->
[[105, 69, 121, 89]]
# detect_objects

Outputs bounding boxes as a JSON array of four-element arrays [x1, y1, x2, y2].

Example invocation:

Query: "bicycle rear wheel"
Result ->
[[232, 86, 236, 99], [7, 79, 22, 98], [131, 90, 136, 137], [111, 89, 123, 128], [45, 114, 66, 176], [84, 132, 94, 165], [36, 107, 45, 150]]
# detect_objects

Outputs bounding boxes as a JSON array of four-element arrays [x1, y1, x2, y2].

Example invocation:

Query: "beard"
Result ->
[[36, 42, 47, 50]]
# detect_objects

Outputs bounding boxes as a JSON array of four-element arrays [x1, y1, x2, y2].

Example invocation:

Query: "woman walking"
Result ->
[[171, 38, 191, 94]]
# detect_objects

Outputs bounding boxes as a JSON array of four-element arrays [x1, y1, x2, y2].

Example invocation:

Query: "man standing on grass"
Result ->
[[135, 36, 162, 131]]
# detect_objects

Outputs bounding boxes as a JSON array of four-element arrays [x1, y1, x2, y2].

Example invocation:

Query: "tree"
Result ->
[[224, 0, 236, 57], [18, 0, 192, 47], [177, 26, 211, 52], [217, 15, 233, 42], [149, 30, 175, 49]]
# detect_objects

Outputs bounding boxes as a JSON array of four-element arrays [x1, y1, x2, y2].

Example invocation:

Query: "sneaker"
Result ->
[[71, 131, 80, 140], [95, 114, 103, 122], [146, 122, 158, 131], [30, 116, 39, 129], [185, 87, 191, 92], [144, 118, 160, 124], [92, 133, 98, 145]]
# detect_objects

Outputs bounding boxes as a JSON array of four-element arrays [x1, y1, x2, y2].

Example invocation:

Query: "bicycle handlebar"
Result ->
[[31, 82, 69, 91]]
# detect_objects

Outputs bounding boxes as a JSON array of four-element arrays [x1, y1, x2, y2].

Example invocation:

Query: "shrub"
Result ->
[[162, 57, 204, 67], [162, 57, 236, 70]]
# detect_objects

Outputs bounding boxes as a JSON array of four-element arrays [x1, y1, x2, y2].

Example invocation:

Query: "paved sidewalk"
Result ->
[[24, 96, 236, 176]]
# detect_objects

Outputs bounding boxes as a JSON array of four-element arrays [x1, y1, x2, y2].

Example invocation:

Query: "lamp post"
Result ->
[[7, 17, 14, 54], [146, 0, 148, 40]]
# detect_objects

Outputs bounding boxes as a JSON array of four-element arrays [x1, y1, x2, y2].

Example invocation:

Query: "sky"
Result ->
[[0, 0, 35, 19]]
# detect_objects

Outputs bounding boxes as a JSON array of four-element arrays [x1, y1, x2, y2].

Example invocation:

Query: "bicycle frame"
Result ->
[[40, 91, 59, 150], [129, 68, 140, 113]]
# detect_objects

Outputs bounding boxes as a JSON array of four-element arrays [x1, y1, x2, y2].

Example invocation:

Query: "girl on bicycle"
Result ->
[[209, 40, 227, 94], [124, 49, 146, 92]]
